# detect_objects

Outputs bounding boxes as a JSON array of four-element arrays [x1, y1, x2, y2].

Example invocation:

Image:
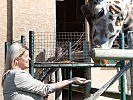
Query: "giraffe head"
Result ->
[[81, 0, 128, 49], [81, 0, 130, 64]]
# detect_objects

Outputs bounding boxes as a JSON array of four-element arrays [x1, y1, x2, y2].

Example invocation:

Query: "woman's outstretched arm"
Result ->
[[53, 77, 90, 90]]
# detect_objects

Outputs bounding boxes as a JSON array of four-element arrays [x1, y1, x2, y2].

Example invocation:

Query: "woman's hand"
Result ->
[[71, 77, 91, 85], [54, 77, 91, 90]]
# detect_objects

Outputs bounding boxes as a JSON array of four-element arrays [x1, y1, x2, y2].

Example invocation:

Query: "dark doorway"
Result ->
[[56, 0, 85, 32], [56, 0, 86, 80]]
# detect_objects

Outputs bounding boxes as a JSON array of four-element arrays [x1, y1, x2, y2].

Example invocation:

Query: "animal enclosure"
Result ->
[[4, 31, 133, 100], [30, 31, 129, 63]]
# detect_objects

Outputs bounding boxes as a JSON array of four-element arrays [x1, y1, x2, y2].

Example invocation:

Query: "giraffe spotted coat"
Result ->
[[81, 0, 130, 49]]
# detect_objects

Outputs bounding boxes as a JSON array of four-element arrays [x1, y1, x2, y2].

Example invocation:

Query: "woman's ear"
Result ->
[[14, 59, 19, 66]]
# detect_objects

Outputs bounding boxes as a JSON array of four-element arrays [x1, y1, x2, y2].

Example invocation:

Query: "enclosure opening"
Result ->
[[56, 0, 86, 79], [56, 0, 85, 32], [56, 0, 85, 51]]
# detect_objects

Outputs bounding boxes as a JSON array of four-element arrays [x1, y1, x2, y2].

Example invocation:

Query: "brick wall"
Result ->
[[0, 0, 56, 99]]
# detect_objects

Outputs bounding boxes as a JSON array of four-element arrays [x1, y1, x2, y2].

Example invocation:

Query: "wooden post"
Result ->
[[127, 31, 133, 100]]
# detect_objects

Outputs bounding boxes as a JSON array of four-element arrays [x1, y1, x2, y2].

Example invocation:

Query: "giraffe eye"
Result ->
[[94, 8, 104, 19], [97, 8, 104, 18]]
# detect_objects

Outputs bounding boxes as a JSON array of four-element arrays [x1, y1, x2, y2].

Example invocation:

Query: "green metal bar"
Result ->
[[29, 31, 34, 77], [119, 33, 126, 100], [68, 42, 72, 100], [5, 42, 8, 61], [68, 42, 72, 61], [83, 41, 91, 98], [21, 35, 25, 44]]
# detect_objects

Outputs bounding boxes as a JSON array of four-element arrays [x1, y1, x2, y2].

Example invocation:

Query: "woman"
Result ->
[[2, 42, 89, 100]]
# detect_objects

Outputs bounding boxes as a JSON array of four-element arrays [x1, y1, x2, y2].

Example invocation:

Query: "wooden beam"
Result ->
[[92, 48, 133, 60]]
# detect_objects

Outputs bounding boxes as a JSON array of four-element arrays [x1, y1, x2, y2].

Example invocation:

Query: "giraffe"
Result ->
[[81, 0, 132, 64], [81, 0, 133, 94]]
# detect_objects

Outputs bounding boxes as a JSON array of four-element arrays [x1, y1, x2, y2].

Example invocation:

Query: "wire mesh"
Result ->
[[32, 31, 129, 64], [33, 32, 87, 63]]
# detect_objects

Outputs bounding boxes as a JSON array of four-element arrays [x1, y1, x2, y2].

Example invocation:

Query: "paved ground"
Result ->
[[62, 90, 120, 100], [61, 67, 125, 100]]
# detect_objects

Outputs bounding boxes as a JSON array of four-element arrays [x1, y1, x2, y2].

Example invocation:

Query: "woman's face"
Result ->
[[17, 50, 30, 70]]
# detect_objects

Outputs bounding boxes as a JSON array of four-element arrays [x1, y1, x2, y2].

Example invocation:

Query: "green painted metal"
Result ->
[[83, 41, 91, 98], [29, 31, 34, 77], [5, 35, 25, 62], [21, 35, 25, 44], [5, 42, 8, 61], [119, 33, 126, 100], [68, 42, 72, 100]]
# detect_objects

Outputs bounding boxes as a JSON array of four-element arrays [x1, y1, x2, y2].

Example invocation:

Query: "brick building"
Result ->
[[0, 0, 121, 100]]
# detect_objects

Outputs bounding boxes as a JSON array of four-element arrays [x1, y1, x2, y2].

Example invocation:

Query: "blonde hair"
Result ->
[[2, 42, 28, 86]]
